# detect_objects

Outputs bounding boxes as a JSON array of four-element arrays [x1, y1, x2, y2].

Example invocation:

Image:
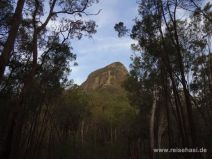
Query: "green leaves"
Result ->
[[114, 22, 129, 37]]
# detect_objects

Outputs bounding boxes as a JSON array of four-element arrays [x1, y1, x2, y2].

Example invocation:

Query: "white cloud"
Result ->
[[76, 37, 133, 54], [69, 0, 138, 85]]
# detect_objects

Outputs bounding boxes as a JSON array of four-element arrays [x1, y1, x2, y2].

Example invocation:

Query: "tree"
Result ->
[[0, 0, 99, 159], [0, 0, 26, 83], [115, 0, 212, 158]]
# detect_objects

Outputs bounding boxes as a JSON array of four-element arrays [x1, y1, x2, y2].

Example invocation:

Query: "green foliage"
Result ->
[[117, 0, 212, 158], [88, 87, 136, 127], [55, 86, 90, 132], [1, 0, 212, 159], [47, 84, 138, 159], [0, 0, 98, 159]]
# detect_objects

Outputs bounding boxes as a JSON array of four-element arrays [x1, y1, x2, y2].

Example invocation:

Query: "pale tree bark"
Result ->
[[150, 88, 158, 159], [81, 120, 84, 144]]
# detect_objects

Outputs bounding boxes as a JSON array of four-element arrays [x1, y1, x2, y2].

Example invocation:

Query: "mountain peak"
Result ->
[[81, 62, 128, 90], [106, 61, 125, 67]]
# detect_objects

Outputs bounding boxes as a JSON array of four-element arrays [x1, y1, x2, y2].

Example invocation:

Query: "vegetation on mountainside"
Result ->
[[54, 62, 138, 159]]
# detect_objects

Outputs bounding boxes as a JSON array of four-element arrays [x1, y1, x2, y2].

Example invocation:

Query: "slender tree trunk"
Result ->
[[156, 1, 188, 146], [161, 65, 172, 149], [158, 26, 187, 147], [172, 13, 196, 147], [150, 88, 158, 159], [114, 128, 117, 142], [81, 120, 84, 145], [110, 126, 113, 144]]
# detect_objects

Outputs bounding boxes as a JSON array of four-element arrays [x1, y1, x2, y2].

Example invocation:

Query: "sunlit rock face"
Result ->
[[81, 62, 128, 90]]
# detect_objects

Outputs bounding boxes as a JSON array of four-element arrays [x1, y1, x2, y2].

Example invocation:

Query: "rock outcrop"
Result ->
[[81, 62, 128, 90]]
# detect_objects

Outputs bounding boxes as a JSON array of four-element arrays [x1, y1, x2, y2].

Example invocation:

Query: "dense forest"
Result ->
[[0, 0, 211, 159]]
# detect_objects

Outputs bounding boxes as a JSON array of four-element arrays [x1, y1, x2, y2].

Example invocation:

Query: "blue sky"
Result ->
[[70, 0, 138, 84], [70, 0, 210, 84]]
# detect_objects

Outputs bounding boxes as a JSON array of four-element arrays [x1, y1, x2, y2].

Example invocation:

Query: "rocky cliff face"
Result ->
[[81, 62, 128, 90]]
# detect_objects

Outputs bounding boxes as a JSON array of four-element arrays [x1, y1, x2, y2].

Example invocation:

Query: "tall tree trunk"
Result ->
[[156, 1, 189, 146], [172, 9, 196, 146], [150, 88, 158, 159], [161, 65, 172, 149], [0, 0, 26, 83], [81, 120, 84, 145], [158, 26, 188, 147]]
